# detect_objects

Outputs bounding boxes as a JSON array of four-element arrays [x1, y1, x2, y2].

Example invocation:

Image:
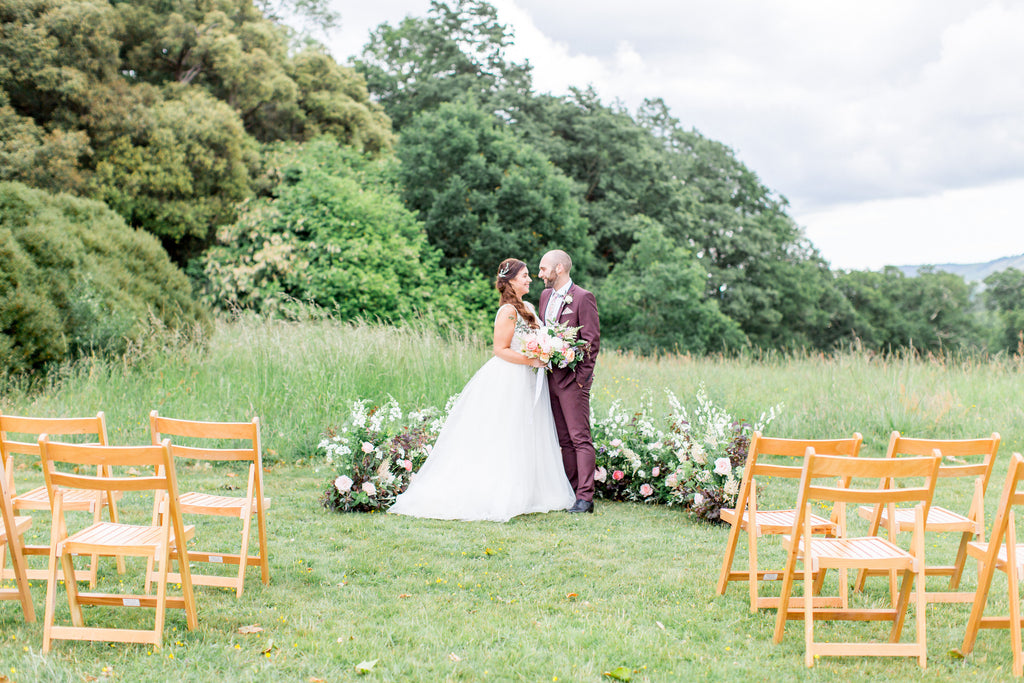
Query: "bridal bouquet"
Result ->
[[519, 323, 588, 370]]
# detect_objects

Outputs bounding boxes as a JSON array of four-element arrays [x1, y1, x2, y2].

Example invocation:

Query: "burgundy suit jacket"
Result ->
[[538, 283, 600, 389]]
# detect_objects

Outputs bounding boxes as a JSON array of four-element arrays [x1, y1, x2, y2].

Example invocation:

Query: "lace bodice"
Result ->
[[496, 303, 538, 350]]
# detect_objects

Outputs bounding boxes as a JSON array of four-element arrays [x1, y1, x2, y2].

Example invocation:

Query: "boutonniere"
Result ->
[[563, 294, 573, 305]]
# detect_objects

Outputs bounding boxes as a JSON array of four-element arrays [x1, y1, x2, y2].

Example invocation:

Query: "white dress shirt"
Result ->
[[545, 280, 573, 325]]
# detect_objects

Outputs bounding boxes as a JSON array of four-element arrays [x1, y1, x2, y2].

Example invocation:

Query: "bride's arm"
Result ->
[[493, 305, 546, 367]]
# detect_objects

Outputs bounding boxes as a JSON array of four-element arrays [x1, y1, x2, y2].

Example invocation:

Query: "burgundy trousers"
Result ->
[[548, 375, 595, 502]]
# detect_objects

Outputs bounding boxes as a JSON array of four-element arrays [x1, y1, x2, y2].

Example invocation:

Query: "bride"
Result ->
[[388, 258, 576, 522]]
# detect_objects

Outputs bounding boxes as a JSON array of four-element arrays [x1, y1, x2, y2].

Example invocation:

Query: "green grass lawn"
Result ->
[[2, 318, 1024, 681]]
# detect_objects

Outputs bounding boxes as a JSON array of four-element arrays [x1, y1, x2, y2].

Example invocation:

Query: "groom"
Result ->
[[538, 250, 600, 514]]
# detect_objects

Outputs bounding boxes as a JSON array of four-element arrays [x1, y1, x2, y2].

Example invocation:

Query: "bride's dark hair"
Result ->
[[495, 258, 539, 329]]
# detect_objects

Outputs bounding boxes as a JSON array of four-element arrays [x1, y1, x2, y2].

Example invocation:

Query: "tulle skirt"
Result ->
[[389, 357, 576, 522]]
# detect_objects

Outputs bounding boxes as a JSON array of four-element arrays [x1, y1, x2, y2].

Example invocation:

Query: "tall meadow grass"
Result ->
[[3, 319, 1024, 681]]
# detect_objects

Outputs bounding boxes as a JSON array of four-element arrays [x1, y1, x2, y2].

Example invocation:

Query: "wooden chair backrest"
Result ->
[[887, 431, 1000, 487], [149, 412, 261, 464], [743, 432, 863, 480], [38, 437, 181, 499], [793, 452, 941, 538], [0, 413, 109, 492]]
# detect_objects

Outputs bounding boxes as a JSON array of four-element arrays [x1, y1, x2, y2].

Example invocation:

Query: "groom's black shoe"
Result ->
[[567, 499, 594, 514]]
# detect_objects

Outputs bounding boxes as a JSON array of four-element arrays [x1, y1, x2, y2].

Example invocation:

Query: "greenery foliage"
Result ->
[[398, 100, 592, 276], [196, 138, 491, 329], [0, 181, 208, 374]]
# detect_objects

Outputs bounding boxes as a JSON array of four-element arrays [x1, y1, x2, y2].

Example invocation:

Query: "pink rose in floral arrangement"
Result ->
[[361, 441, 374, 454], [665, 473, 678, 488], [594, 466, 607, 483], [400, 459, 413, 472], [612, 470, 625, 481], [639, 483, 654, 497], [652, 467, 661, 477], [361, 481, 377, 496], [610, 438, 623, 448]]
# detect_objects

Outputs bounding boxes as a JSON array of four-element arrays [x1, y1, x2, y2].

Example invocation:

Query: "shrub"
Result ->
[[592, 385, 782, 522], [0, 181, 209, 375], [318, 397, 453, 513], [197, 139, 491, 332]]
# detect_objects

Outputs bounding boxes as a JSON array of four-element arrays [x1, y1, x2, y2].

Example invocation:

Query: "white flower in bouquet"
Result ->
[[361, 441, 374, 454], [595, 466, 608, 483], [691, 443, 707, 464], [665, 473, 679, 488], [693, 492, 705, 506], [334, 475, 353, 493], [724, 478, 740, 496], [652, 466, 660, 477], [610, 438, 623, 448], [713, 457, 732, 476], [362, 481, 377, 496]]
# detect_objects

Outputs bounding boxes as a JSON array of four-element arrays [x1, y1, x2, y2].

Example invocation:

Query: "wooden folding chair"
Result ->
[[773, 450, 941, 668], [0, 412, 124, 586], [855, 432, 1000, 603], [716, 431, 863, 612], [39, 436, 197, 652], [0, 456, 35, 622], [960, 452, 1024, 676], [148, 411, 269, 598]]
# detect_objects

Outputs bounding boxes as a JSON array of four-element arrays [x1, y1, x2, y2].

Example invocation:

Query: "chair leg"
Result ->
[[803, 549, 815, 667], [716, 515, 744, 596], [42, 544, 60, 653], [257, 502, 270, 586], [1007, 514, 1022, 677], [106, 493, 127, 575], [949, 530, 973, 590], [236, 506, 254, 598], [154, 545, 171, 648], [889, 569, 915, 643], [61, 551, 84, 627]]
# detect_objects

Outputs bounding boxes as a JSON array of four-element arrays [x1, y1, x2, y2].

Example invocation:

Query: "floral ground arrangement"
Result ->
[[318, 385, 782, 522]]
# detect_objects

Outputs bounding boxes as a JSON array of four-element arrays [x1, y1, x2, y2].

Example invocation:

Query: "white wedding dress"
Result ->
[[389, 305, 576, 522]]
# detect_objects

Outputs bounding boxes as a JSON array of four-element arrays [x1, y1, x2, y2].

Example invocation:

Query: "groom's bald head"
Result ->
[[539, 250, 572, 289]]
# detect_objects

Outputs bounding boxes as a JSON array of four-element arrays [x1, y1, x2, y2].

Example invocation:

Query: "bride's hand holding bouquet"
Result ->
[[519, 324, 588, 371]]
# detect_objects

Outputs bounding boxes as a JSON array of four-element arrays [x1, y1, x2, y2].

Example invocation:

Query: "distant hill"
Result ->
[[896, 253, 1024, 282]]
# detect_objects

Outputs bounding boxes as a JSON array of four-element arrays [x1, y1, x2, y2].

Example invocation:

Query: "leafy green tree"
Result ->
[[983, 267, 1024, 353], [89, 85, 257, 256], [356, 0, 531, 130], [398, 100, 591, 277], [834, 267, 982, 352], [511, 89, 690, 278], [1, 0, 392, 261], [636, 98, 844, 350], [0, 181, 209, 375], [196, 138, 490, 329], [600, 218, 745, 355]]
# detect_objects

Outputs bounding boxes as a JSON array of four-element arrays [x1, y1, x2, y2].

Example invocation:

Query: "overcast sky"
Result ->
[[326, 0, 1024, 271]]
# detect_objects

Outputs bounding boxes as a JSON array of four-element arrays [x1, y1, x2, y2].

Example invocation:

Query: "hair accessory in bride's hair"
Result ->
[[497, 262, 513, 279]]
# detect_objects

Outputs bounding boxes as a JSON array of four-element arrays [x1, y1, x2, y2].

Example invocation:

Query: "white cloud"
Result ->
[[327, 0, 1024, 268], [796, 178, 1024, 270]]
